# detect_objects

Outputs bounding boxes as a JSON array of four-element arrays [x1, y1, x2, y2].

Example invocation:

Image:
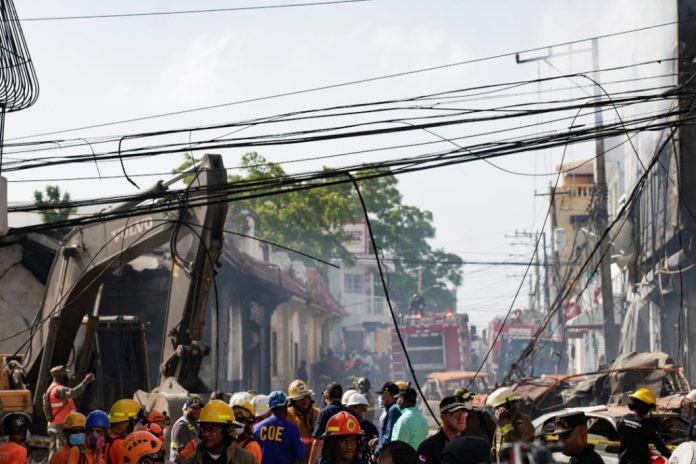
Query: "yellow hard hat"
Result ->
[[109, 399, 142, 424], [395, 381, 410, 391], [628, 388, 657, 406], [288, 379, 313, 400], [485, 387, 520, 408], [198, 399, 243, 427], [63, 412, 87, 430], [230, 398, 256, 421]]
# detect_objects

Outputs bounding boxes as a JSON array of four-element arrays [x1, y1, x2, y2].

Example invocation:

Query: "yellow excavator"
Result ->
[[1, 154, 228, 435]]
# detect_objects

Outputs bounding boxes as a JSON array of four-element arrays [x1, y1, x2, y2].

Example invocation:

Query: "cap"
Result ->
[[325, 382, 343, 399], [50, 365, 68, 376], [184, 396, 204, 409], [552, 411, 587, 434], [441, 436, 492, 464], [395, 386, 418, 402], [378, 382, 399, 396], [440, 396, 468, 414], [347, 393, 369, 407]]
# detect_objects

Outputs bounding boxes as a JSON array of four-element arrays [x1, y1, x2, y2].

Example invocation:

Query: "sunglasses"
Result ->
[[558, 428, 575, 439]]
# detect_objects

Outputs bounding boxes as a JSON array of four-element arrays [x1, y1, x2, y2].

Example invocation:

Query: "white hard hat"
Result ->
[[251, 395, 270, 418], [229, 391, 254, 408], [347, 393, 369, 407], [485, 387, 520, 408], [342, 388, 358, 406]]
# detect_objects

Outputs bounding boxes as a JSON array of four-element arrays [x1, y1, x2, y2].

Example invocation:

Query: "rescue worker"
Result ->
[[120, 430, 164, 464], [552, 411, 604, 464], [309, 383, 354, 464], [286, 379, 319, 463], [345, 393, 379, 463], [321, 411, 366, 464], [0, 412, 32, 464], [485, 387, 534, 462], [183, 399, 256, 464], [109, 399, 145, 464], [251, 395, 271, 425], [231, 395, 263, 464], [145, 411, 170, 430], [355, 378, 376, 425], [50, 412, 87, 464], [254, 390, 306, 464], [391, 387, 428, 451], [376, 441, 419, 464], [416, 396, 469, 464], [170, 396, 204, 464], [453, 388, 496, 446], [371, 382, 401, 457], [618, 388, 671, 464], [43, 365, 95, 460], [75, 410, 109, 464], [440, 436, 492, 464]]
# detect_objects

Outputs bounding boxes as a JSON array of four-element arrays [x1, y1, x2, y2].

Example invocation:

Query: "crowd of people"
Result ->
[[0, 364, 691, 464]]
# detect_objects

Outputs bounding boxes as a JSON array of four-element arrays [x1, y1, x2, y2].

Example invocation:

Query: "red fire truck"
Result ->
[[487, 313, 564, 382], [390, 312, 472, 385]]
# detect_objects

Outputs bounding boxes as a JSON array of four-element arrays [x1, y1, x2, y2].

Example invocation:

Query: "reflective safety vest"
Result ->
[[47, 382, 76, 426]]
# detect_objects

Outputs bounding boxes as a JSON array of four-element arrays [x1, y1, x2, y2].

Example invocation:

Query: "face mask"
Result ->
[[69, 433, 86, 446], [88, 432, 105, 450]]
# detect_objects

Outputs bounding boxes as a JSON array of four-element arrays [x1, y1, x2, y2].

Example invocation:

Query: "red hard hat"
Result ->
[[321, 411, 362, 438]]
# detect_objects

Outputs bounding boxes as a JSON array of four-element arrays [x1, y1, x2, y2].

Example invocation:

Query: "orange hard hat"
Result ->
[[119, 431, 162, 464], [146, 410, 169, 426], [321, 411, 362, 438]]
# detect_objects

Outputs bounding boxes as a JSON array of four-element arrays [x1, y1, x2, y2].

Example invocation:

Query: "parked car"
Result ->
[[532, 405, 689, 464]]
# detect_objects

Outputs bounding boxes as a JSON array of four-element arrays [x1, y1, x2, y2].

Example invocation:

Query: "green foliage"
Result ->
[[172, 152, 463, 311], [33, 185, 77, 224]]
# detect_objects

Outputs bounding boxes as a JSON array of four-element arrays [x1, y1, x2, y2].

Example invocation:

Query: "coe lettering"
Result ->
[[259, 425, 284, 441]]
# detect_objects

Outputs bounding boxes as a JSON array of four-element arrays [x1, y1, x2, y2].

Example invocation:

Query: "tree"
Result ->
[[33, 185, 76, 224], [173, 152, 463, 312]]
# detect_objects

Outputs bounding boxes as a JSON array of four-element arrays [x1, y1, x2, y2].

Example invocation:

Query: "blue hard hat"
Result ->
[[268, 390, 288, 409], [86, 410, 110, 429]]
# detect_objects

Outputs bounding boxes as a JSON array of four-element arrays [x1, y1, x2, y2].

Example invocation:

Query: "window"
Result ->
[[344, 273, 364, 293]]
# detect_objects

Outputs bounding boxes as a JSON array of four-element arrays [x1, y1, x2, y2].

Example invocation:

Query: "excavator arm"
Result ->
[[26, 154, 228, 411]]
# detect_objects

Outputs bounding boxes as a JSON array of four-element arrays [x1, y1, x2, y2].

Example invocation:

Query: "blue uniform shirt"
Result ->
[[377, 402, 401, 454], [254, 414, 307, 464]]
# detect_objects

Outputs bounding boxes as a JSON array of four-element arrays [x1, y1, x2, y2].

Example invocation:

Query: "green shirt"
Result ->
[[392, 406, 429, 450]]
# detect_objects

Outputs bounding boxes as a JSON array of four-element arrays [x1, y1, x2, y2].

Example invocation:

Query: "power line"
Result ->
[[8, 18, 692, 141], [5, 86, 685, 173], [16, 1, 374, 22]]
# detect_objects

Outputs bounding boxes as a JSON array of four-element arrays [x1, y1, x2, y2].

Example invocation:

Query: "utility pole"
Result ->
[[591, 38, 618, 363], [517, 40, 618, 363]]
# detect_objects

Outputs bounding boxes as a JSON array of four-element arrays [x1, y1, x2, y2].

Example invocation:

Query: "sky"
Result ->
[[3, 0, 677, 330]]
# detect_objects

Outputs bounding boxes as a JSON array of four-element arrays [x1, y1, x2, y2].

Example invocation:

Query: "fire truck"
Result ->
[[487, 313, 564, 382], [390, 312, 472, 385]]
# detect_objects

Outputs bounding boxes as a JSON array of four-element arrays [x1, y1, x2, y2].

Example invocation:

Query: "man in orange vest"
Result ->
[[0, 412, 32, 464], [42, 365, 95, 460]]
